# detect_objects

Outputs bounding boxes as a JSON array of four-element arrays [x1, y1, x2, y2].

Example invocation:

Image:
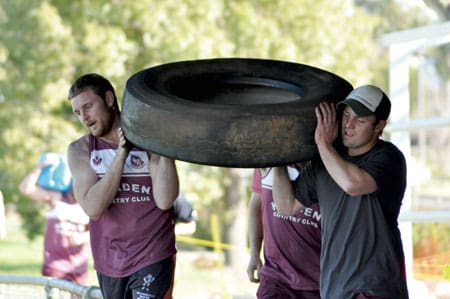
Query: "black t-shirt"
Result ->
[[294, 140, 409, 299]]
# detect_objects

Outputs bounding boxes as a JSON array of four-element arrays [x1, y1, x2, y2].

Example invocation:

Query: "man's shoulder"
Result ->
[[367, 140, 406, 171], [375, 140, 405, 157], [68, 135, 90, 156]]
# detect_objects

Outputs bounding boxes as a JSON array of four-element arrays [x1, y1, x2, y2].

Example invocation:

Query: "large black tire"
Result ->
[[121, 58, 353, 168]]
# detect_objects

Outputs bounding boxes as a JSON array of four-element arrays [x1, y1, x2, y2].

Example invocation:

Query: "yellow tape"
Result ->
[[443, 264, 450, 280], [176, 235, 247, 251]]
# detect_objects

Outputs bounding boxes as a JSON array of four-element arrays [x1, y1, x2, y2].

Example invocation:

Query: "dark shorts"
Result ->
[[97, 256, 175, 299], [256, 276, 320, 299]]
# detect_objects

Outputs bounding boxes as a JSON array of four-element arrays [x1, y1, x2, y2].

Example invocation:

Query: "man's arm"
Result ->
[[19, 158, 61, 207], [149, 154, 179, 210], [247, 191, 263, 283], [314, 102, 377, 196], [67, 129, 130, 220], [272, 167, 304, 216]]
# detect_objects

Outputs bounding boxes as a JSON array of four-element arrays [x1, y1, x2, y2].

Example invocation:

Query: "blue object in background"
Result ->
[[37, 153, 73, 193]]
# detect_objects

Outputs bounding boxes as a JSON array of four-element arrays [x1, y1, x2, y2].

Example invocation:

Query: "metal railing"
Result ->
[[0, 275, 102, 299]]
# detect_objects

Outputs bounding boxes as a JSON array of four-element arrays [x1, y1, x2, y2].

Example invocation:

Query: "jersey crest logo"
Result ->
[[130, 154, 145, 169], [92, 155, 102, 166]]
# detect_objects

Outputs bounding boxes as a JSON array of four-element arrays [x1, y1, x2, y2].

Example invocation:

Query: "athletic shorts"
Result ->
[[97, 256, 175, 299], [256, 276, 320, 299]]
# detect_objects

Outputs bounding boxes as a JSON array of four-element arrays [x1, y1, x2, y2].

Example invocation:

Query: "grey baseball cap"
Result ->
[[337, 85, 391, 120]]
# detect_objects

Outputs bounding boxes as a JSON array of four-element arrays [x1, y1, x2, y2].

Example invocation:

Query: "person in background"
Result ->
[[272, 85, 409, 299], [173, 192, 198, 235], [67, 73, 179, 299], [19, 155, 90, 285], [247, 165, 321, 299]]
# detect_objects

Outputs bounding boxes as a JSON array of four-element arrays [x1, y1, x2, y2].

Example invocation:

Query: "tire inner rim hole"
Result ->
[[167, 76, 304, 105]]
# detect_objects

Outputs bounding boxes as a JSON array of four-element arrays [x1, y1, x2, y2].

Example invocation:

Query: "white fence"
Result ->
[[0, 275, 102, 299]]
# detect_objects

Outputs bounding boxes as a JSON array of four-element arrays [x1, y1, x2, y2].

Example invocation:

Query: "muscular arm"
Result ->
[[314, 102, 377, 196], [149, 154, 179, 210], [247, 191, 263, 283], [67, 130, 130, 220], [272, 167, 304, 216]]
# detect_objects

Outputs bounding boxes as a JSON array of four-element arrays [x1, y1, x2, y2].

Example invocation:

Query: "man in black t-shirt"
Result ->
[[272, 85, 409, 299]]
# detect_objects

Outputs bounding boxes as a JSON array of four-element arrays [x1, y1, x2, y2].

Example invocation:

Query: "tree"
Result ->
[[1, 1, 380, 252], [0, 1, 80, 238], [423, 0, 450, 20]]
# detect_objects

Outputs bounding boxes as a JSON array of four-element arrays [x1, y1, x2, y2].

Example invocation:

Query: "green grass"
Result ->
[[0, 212, 98, 285], [0, 212, 258, 298], [0, 213, 48, 275]]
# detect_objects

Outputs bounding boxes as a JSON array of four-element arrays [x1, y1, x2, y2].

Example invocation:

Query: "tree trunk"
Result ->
[[222, 168, 249, 269]]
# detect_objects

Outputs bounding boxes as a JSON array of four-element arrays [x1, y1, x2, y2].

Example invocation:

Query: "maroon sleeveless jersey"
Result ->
[[88, 135, 176, 277], [252, 167, 321, 290]]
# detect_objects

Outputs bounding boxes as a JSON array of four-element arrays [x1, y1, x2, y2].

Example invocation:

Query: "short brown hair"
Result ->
[[68, 73, 119, 111]]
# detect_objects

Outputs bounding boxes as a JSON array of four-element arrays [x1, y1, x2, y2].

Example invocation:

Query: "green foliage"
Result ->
[[0, 0, 436, 240], [355, 0, 447, 87], [177, 162, 230, 242], [355, 0, 433, 33]]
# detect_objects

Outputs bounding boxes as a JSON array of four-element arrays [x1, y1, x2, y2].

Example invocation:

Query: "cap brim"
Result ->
[[337, 99, 373, 117]]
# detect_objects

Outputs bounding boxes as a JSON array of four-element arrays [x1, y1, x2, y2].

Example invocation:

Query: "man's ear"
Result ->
[[105, 90, 115, 108], [375, 119, 387, 134]]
